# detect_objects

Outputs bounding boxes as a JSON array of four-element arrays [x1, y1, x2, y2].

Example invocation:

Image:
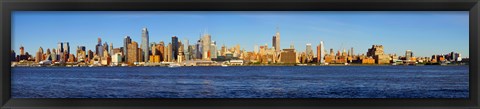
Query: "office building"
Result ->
[[123, 36, 132, 62], [127, 41, 139, 64], [172, 36, 179, 61], [141, 28, 149, 62]]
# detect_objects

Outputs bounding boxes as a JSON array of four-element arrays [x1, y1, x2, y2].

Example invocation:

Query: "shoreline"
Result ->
[[11, 63, 469, 68]]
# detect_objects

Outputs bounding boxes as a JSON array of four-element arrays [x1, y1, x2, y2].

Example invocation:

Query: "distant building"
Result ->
[[317, 41, 325, 64], [141, 28, 150, 62], [171, 36, 179, 61], [112, 52, 122, 65], [274, 27, 281, 52], [202, 33, 211, 60], [127, 41, 139, 64], [280, 49, 296, 63], [367, 45, 390, 64], [123, 36, 132, 62], [405, 50, 413, 61]]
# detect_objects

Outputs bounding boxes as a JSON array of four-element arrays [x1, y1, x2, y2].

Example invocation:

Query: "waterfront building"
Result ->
[[329, 48, 334, 56], [210, 41, 217, 59], [51, 48, 57, 61], [405, 50, 413, 61], [196, 40, 202, 59], [202, 33, 211, 60], [317, 41, 325, 64], [184, 39, 190, 61], [35, 47, 44, 63], [274, 27, 281, 52], [279, 48, 296, 64], [76, 46, 86, 62], [112, 52, 122, 65], [367, 45, 390, 64], [362, 57, 375, 64], [20, 45, 25, 55], [171, 36, 179, 61], [87, 50, 93, 61], [57, 42, 63, 54], [101, 50, 111, 66], [158, 41, 165, 62], [141, 28, 150, 62], [64, 42, 70, 55], [350, 47, 354, 57], [127, 41, 139, 64], [110, 43, 113, 56], [167, 43, 172, 62], [95, 39, 103, 57], [123, 36, 132, 63], [178, 42, 185, 63]]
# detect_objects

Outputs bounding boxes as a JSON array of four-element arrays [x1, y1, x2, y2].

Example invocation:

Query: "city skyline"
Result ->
[[12, 11, 469, 57]]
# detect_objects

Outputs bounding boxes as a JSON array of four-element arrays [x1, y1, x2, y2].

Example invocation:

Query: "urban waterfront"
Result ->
[[12, 66, 468, 98]]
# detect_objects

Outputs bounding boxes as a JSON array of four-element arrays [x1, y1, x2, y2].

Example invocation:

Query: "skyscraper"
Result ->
[[202, 33, 211, 60], [317, 41, 325, 63], [306, 43, 313, 56], [141, 28, 149, 62], [272, 36, 277, 50], [210, 41, 217, 58], [63, 42, 70, 55], [96, 38, 103, 57], [184, 39, 190, 61], [123, 36, 132, 62], [196, 39, 202, 59], [405, 50, 413, 61], [172, 36, 179, 61], [110, 43, 113, 56], [127, 41, 139, 64], [57, 42, 63, 54], [274, 27, 281, 52]]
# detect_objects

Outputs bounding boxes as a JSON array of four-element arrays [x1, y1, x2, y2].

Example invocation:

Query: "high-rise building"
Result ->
[[158, 41, 165, 62], [127, 41, 139, 64], [274, 27, 281, 52], [367, 45, 390, 64], [141, 28, 149, 62], [350, 47, 354, 56], [20, 45, 25, 55], [35, 47, 44, 63], [196, 39, 202, 59], [51, 48, 57, 61], [210, 41, 217, 58], [405, 50, 413, 61], [202, 33, 211, 60], [95, 38, 103, 57], [103, 42, 109, 55], [167, 43, 172, 62], [272, 36, 277, 51], [184, 39, 190, 61], [329, 48, 334, 56], [280, 49, 296, 63], [172, 36, 179, 61], [317, 41, 325, 63], [123, 36, 132, 62], [306, 43, 313, 56], [57, 42, 63, 54], [110, 43, 113, 56], [63, 42, 70, 55]]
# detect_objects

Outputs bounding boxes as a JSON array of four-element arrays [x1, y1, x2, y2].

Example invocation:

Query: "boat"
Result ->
[[168, 63, 181, 68], [221, 64, 228, 67]]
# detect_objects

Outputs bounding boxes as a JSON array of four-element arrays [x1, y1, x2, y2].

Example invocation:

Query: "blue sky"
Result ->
[[12, 11, 469, 57]]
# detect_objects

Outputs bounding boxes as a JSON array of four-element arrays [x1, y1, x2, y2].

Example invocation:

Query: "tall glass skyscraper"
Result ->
[[123, 36, 132, 62], [141, 28, 149, 62], [172, 36, 178, 61]]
